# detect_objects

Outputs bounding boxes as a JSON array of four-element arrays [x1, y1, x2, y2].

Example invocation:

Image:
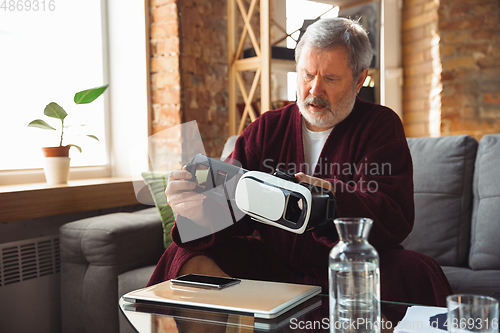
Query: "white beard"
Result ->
[[297, 85, 358, 129]]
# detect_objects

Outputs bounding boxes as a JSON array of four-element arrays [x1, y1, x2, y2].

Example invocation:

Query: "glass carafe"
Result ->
[[329, 218, 381, 333]]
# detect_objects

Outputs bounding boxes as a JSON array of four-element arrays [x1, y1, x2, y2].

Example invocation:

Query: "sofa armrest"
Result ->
[[60, 207, 164, 267], [60, 207, 164, 333]]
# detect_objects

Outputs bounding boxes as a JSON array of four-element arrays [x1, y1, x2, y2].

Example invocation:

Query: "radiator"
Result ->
[[0, 235, 61, 333]]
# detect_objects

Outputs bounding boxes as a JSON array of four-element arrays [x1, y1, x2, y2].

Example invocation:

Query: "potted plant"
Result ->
[[28, 84, 108, 184]]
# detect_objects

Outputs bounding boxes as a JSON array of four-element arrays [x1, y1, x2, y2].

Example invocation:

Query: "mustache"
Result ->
[[303, 95, 332, 110]]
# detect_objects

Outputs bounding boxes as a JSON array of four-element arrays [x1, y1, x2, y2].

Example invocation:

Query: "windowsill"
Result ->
[[0, 177, 152, 224]]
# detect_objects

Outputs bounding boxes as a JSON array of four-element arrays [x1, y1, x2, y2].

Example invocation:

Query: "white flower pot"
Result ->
[[43, 157, 70, 185]]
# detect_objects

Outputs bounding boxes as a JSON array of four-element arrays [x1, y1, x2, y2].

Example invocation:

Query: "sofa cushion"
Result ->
[[442, 266, 500, 296], [142, 171, 175, 249], [469, 134, 500, 270], [403, 135, 478, 266]]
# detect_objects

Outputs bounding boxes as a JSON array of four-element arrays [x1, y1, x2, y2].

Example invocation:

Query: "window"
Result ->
[[0, 1, 150, 186], [0, 0, 108, 171]]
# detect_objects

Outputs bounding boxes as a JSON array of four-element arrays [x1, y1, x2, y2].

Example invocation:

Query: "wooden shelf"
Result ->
[[228, 0, 270, 136], [0, 177, 149, 223]]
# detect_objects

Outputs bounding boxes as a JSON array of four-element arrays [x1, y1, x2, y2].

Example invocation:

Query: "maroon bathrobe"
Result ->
[[148, 98, 453, 320]]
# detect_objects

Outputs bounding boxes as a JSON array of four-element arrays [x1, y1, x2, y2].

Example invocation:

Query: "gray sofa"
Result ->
[[59, 134, 500, 333]]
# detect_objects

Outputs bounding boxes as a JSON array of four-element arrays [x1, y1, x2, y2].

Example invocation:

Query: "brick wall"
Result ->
[[149, 0, 228, 168], [149, 0, 183, 170], [402, 0, 441, 137], [180, 0, 229, 158], [402, 0, 500, 140], [438, 0, 500, 140]]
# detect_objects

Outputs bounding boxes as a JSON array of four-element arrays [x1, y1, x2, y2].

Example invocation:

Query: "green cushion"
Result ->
[[141, 171, 175, 249]]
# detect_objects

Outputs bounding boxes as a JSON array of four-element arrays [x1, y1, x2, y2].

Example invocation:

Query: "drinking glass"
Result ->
[[447, 294, 499, 333]]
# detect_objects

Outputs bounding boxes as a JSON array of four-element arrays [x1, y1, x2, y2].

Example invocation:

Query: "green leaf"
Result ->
[[86, 135, 99, 141], [74, 84, 109, 104], [68, 144, 82, 153], [44, 102, 68, 120], [28, 119, 57, 130]]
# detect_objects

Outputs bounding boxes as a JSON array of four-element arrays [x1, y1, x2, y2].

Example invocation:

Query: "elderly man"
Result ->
[[148, 17, 452, 318]]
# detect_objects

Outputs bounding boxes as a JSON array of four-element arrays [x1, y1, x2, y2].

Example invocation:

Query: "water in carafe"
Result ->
[[329, 218, 381, 333]]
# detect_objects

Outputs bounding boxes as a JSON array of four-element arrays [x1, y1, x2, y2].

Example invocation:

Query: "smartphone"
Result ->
[[170, 274, 241, 289]]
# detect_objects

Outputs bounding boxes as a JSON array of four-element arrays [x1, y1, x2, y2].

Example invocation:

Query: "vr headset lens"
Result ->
[[284, 194, 304, 224]]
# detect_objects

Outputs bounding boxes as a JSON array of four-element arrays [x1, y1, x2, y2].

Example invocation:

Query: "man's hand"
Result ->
[[166, 167, 206, 224], [294, 172, 335, 194]]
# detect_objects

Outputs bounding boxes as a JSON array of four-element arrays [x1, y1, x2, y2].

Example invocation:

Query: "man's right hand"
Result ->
[[166, 168, 206, 224]]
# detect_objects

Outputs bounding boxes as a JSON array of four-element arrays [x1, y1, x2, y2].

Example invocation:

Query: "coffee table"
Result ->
[[119, 294, 427, 333]]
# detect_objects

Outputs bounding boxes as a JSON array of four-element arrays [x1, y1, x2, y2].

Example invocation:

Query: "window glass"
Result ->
[[0, 0, 107, 170], [286, 0, 338, 49]]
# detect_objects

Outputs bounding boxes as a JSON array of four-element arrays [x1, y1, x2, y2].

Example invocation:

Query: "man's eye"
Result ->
[[325, 77, 336, 82], [305, 74, 314, 80]]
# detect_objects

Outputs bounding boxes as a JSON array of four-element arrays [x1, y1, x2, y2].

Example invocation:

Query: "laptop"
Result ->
[[122, 278, 321, 319], [121, 296, 322, 332]]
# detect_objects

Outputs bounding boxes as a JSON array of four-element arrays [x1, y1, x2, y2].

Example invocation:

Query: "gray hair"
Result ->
[[295, 17, 373, 79]]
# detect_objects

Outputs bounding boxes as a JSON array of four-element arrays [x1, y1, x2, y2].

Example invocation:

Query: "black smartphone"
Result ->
[[170, 274, 241, 289]]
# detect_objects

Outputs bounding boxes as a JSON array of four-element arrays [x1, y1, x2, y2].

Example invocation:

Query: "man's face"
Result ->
[[296, 45, 366, 131]]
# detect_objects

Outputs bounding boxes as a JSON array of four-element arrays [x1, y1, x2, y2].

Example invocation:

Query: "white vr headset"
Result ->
[[185, 154, 337, 234]]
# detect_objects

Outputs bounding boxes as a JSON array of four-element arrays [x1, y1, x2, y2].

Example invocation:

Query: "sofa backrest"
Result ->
[[403, 135, 478, 267], [469, 134, 500, 270]]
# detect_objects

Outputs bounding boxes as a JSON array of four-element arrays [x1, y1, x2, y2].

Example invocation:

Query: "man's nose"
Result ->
[[309, 77, 324, 96]]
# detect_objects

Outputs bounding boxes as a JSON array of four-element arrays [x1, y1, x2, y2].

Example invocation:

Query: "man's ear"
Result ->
[[356, 69, 369, 93]]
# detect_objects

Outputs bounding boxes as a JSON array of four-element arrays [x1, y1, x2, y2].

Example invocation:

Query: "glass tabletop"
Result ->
[[119, 294, 432, 333]]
